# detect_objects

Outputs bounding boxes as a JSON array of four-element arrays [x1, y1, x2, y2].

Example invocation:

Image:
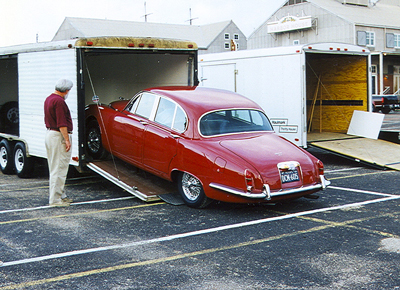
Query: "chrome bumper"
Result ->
[[209, 175, 331, 201]]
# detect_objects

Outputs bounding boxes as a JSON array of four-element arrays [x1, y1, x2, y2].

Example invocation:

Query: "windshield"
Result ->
[[199, 109, 273, 136]]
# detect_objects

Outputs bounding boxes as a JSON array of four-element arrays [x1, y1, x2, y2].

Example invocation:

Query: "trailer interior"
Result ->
[[0, 56, 19, 136], [305, 52, 400, 170]]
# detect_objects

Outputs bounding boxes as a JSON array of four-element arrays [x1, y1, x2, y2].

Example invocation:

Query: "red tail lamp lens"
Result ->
[[244, 169, 255, 191]]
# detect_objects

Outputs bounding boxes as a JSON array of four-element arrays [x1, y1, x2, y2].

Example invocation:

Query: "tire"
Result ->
[[381, 107, 391, 114], [0, 140, 15, 174], [0, 101, 19, 127], [177, 172, 211, 208], [13, 142, 34, 178], [86, 120, 108, 160]]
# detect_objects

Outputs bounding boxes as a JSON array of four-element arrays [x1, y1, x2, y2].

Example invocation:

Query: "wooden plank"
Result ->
[[310, 137, 400, 170], [89, 158, 176, 199]]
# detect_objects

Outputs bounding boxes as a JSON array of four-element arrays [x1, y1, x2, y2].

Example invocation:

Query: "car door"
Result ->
[[111, 92, 157, 165], [142, 96, 187, 178]]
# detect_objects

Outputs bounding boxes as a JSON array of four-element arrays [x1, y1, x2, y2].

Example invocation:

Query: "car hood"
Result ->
[[219, 133, 317, 188]]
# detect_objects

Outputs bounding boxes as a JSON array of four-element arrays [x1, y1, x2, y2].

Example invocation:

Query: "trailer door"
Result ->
[[201, 63, 236, 92], [18, 49, 78, 160]]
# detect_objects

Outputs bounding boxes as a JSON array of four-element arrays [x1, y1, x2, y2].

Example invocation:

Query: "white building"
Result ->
[[248, 0, 400, 95]]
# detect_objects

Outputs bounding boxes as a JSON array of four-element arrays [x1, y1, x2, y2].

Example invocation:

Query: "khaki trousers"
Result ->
[[45, 130, 72, 204]]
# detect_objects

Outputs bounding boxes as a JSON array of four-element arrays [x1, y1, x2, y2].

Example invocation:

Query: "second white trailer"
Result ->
[[199, 43, 371, 148]]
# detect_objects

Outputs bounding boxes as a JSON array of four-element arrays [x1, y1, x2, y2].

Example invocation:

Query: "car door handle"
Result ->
[[139, 120, 148, 125], [171, 134, 181, 139]]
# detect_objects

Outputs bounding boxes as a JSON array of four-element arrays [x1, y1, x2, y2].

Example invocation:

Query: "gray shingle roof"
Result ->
[[52, 17, 233, 48]]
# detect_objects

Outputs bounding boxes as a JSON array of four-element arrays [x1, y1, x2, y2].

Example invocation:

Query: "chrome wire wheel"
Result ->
[[181, 172, 202, 201], [178, 172, 211, 208], [86, 120, 108, 160], [87, 128, 101, 154]]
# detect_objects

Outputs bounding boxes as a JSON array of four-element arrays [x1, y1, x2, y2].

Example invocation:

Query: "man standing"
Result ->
[[44, 79, 74, 206]]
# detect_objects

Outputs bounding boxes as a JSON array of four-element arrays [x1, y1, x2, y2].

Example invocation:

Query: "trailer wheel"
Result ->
[[0, 140, 15, 174], [86, 120, 108, 160], [177, 172, 212, 208], [14, 142, 34, 178], [0, 101, 19, 127]]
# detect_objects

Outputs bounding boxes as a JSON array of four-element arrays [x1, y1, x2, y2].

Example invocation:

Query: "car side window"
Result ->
[[127, 95, 140, 113], [135, 93, 157, 119], [154, 97, 187, 133], [155, 97, 175, 128], [173, 106, 187, 132]]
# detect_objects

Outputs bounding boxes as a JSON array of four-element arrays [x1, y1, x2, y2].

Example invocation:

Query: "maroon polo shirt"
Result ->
[[44, 93, 73, 132]]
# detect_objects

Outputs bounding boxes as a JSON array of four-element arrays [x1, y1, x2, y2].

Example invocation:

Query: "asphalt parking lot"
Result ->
[[1, 114, 400, 289]]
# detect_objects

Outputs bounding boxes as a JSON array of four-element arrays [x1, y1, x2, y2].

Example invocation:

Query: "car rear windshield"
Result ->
[[200, 109, 273, 136]]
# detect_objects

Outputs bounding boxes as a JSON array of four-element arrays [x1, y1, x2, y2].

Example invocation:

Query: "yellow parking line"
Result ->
[[0, 202, 164, 225], [0, 180, 100, 193], [328, 171, 390, 180], [2, 211, 399, 289], [0, 224, 332, 290]]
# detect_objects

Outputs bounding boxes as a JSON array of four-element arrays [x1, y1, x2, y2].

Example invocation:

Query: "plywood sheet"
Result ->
[[311, 137, 400, 170], [88, 159, 176, 200]]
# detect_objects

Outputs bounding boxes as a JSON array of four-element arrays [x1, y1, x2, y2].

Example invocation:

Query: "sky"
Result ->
[[0, 0, 285, 47]]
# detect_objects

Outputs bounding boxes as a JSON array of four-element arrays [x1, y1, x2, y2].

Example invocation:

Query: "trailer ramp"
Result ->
[[309, 133, 400, 170], [87, 159, 176, 202]]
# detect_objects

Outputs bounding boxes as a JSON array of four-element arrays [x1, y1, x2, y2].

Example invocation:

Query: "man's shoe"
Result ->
[[50, 201, 70, 207], [62, 197, 73, 203]]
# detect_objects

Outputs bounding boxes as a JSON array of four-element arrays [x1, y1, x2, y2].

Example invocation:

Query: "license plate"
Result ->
[[280, 169, 300, 184]]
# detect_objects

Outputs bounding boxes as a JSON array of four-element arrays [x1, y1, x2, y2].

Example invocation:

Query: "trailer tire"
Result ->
[[0, 101, 19, 127], [177, 172, 212, 208], [0, 140, 15, 174], [14, 142, 34, 178], [86, 120, 108, 160]]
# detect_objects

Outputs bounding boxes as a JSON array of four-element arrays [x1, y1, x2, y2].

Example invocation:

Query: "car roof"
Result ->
[[144, 86, 263, 117]]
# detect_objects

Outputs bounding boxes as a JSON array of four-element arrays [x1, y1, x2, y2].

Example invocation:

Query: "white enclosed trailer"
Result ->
[[199, 43, 371, 148], [199, 43, 400, 170], [0, 37, 198, 200]]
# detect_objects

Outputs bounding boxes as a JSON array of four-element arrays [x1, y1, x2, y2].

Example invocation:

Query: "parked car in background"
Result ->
[[372, 95, 400, 114], [85, 87, 330, 208]]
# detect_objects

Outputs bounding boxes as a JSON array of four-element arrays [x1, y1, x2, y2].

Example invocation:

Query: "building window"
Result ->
[[293, 40, 300, 45], [371, 65, 377, 74], [395, 34, 400, 48], [224, 33, 230, 40], [224, 42, 230, 49], [366, 31, 375, 47], [234, 34, 239, 40]]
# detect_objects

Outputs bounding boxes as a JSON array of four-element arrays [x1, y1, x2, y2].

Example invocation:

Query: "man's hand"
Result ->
[[59, 127, 71, 152], [65, 139, 71, 152]]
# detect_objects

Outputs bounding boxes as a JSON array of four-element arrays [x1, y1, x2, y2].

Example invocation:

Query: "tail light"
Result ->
[[244, 169, 255, 192], [317, 160, 324, 175], [382, 97, 385, 104]]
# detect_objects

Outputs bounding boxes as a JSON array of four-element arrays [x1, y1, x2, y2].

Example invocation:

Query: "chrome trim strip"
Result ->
[[209, 175, 330, 200]]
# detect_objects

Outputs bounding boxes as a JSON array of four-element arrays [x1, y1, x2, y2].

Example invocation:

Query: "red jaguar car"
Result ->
[[85, 86, 330, 208]]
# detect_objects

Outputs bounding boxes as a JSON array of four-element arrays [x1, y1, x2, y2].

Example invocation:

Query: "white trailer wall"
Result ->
[[18, 49, 79, 161]]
